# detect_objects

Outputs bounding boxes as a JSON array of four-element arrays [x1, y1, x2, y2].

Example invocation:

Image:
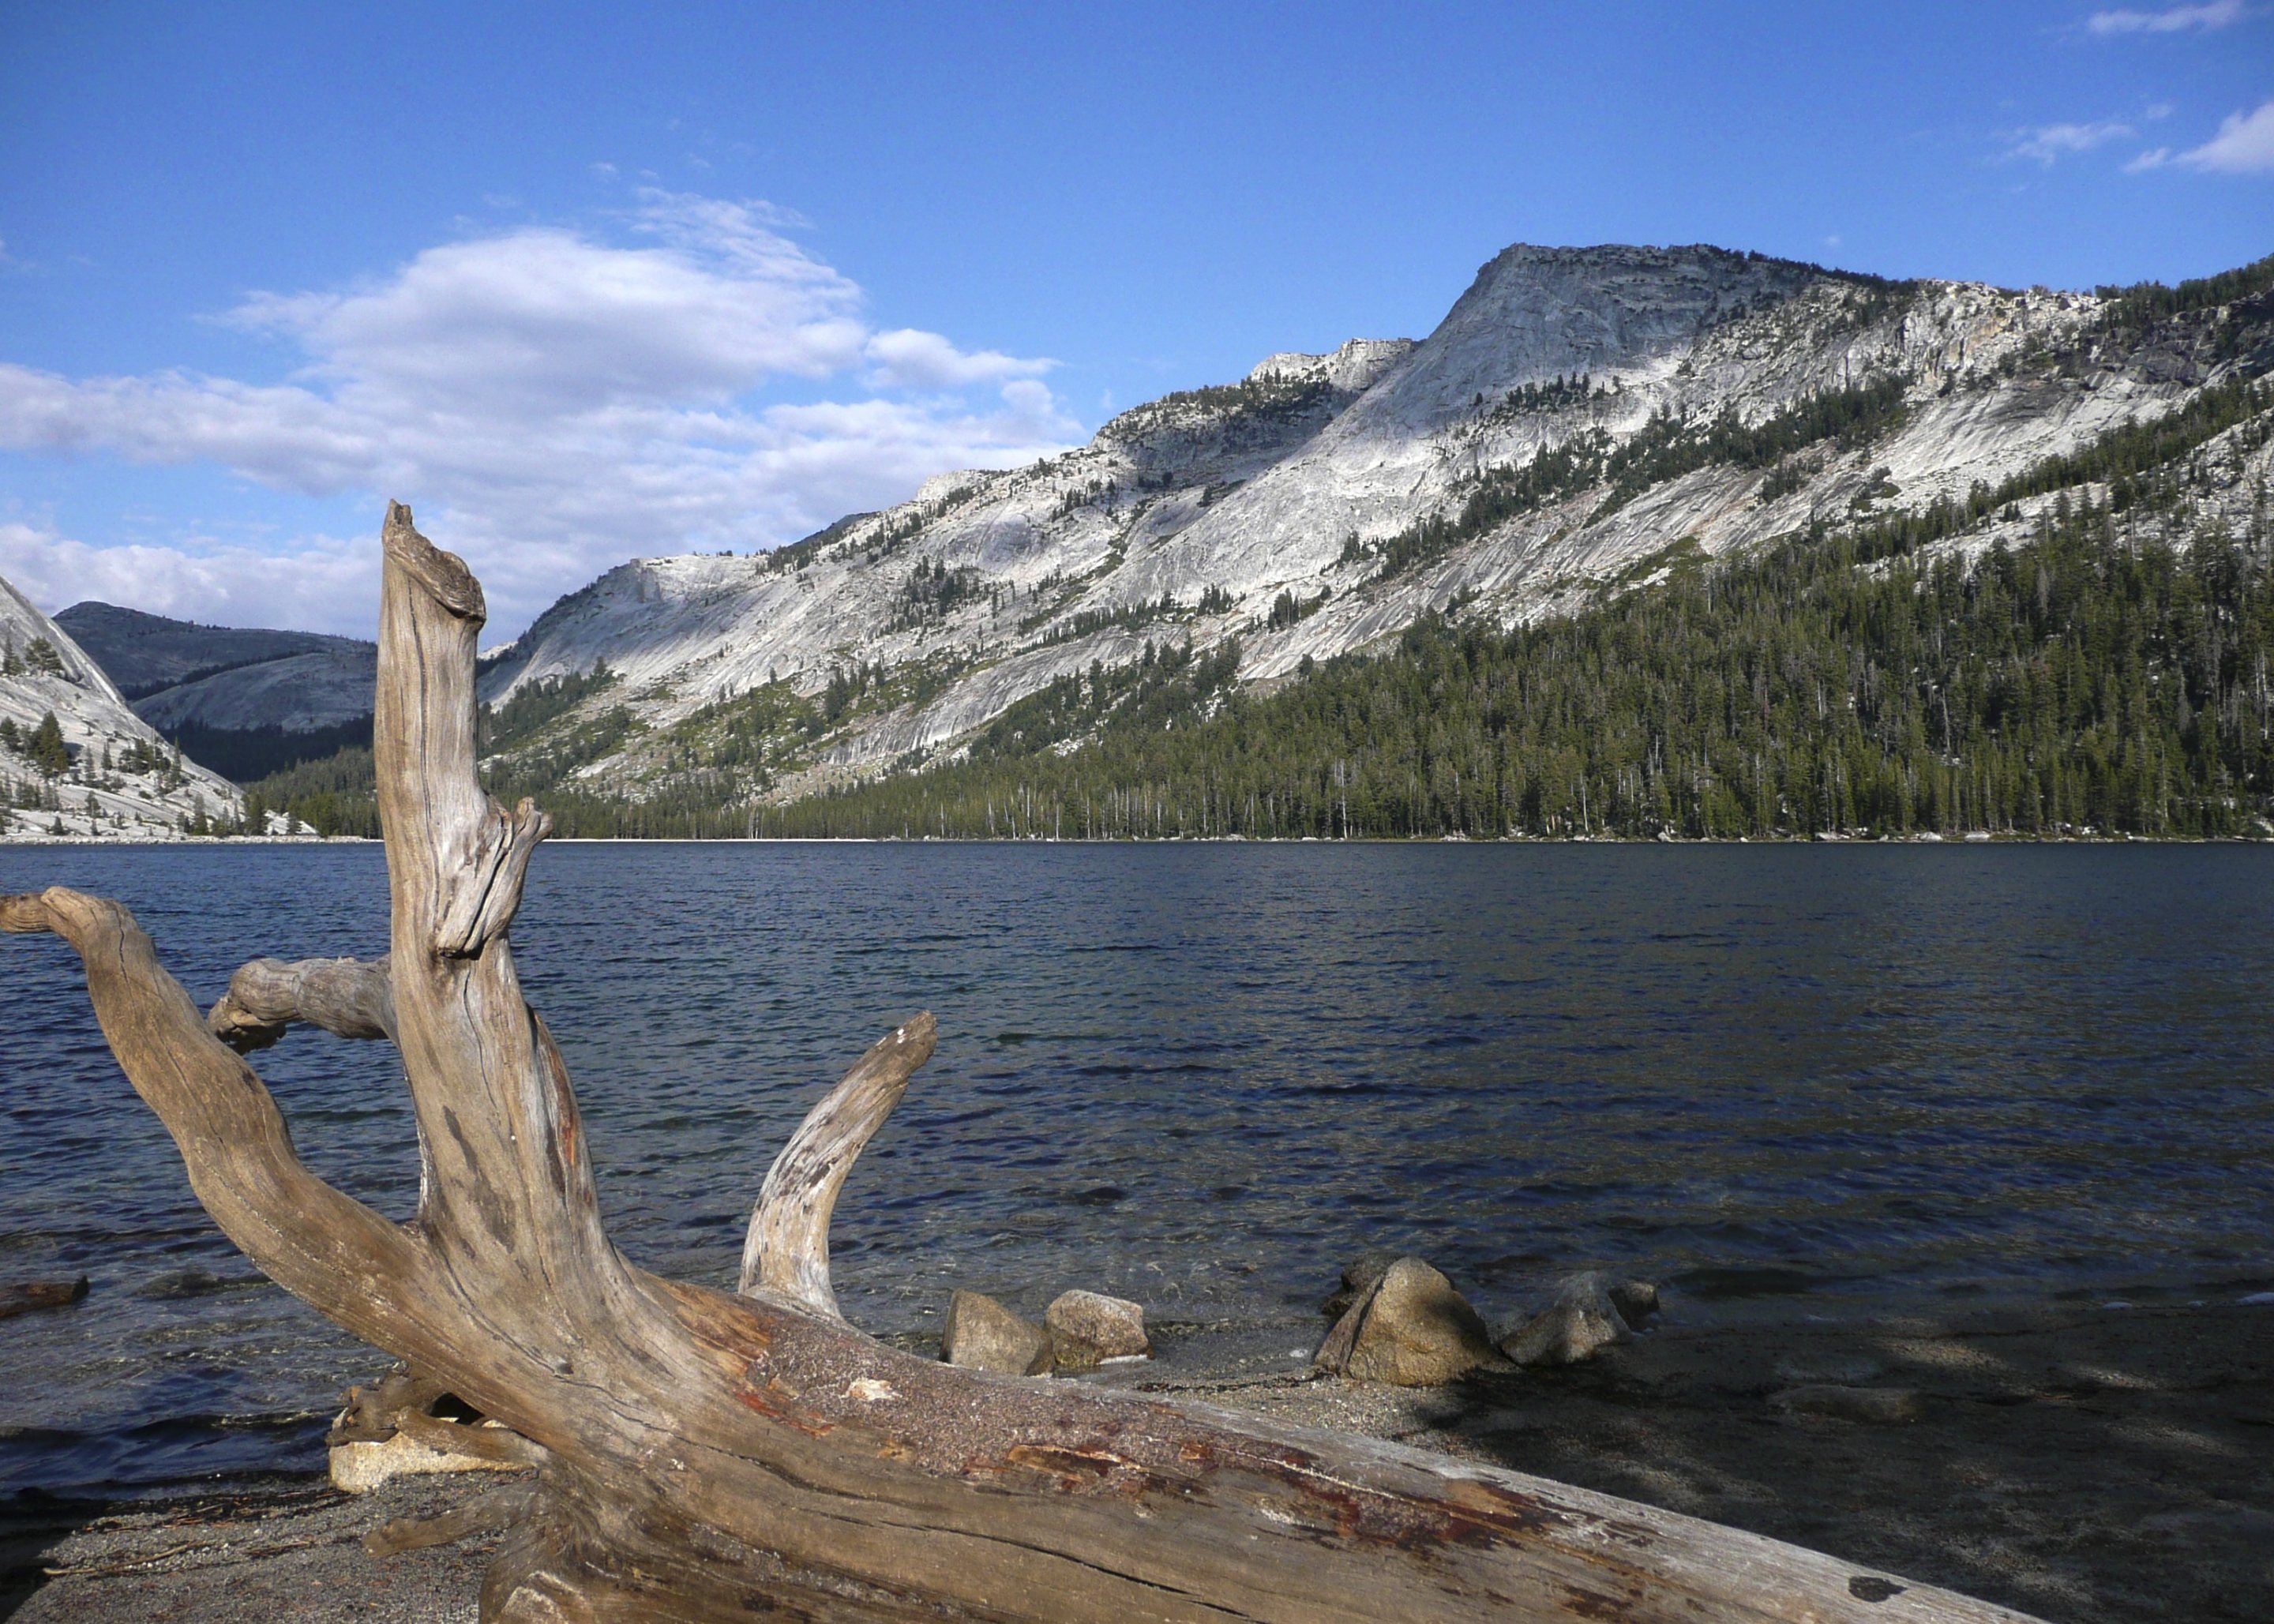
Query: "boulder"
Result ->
[[942, 1290, 1053, 1376], [1315, 1257, 1505, 1386], [1770, 1384, 1927, 1425], [329, 1426, 523, 1494], [1045, 1289, 1150, 1368], [1499, 1272, 1630, 1367]]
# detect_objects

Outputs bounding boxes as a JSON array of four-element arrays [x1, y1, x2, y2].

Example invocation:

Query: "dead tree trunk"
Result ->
[[2, 504, 2043, 1622]]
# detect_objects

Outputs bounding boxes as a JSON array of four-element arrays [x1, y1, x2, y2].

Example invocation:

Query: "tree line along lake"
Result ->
[[1, 840, 2269, 1496]]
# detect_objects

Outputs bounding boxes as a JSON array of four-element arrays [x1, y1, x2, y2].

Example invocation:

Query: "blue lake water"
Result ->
[[2, 842, 2272, 1496]]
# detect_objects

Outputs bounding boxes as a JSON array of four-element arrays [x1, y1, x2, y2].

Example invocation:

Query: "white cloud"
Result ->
[[2133, 97, 2274, 171], [2002, 118, 2135, 164], [0, 191, 1079, 635], [2088, 0, 2246, 32], [863, 328, 1057, 390], [0, 519, 381, 636]]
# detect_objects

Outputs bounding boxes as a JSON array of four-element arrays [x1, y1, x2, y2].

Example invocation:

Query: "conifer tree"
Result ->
[[28, 711, 69, 778]]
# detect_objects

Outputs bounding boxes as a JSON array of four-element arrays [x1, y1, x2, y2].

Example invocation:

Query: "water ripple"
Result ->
[[2, 842, 2272, 1494]]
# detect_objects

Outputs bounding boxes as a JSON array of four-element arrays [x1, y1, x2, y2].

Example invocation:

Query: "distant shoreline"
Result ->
[[6, 832, 2274, 848]]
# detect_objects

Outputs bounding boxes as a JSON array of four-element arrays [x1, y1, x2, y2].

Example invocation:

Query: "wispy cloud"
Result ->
[[2088, 0, 2247, 33], [2127, 97, 2274, 171], [0, 190, 1082, 635], [2002, 118, 2136, 164]]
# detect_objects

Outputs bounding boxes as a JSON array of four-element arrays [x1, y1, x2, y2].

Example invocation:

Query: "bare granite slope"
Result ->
[[443, 242, 2272, 806], [0, 579, 245, 838]]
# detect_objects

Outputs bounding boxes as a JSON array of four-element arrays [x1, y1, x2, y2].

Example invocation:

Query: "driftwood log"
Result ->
[[1, 504, 2043, 1622]]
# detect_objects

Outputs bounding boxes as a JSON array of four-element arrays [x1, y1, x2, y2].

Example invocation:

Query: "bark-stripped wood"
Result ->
[[208, 954, 396, 1049], [740, 1013, 936, 1315], [0, 502, 2047, 1622]]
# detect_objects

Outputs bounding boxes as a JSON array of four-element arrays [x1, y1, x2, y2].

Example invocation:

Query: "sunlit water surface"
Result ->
[[2, 842, 2270, 1494]]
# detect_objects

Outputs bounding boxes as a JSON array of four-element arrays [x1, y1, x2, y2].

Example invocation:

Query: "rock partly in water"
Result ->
[[942, 1290, 1054, 1376], [1320, 1251, 1398, 1319], [0, 1277, 88, 1319], [1315, 1257, 1506, 1386], [1045, 1289, 1150, 1368], [1770, 1384, 1927, 1424], [1499, 1272, 1634, 1367], [1608, 1278, 1661, 1330]]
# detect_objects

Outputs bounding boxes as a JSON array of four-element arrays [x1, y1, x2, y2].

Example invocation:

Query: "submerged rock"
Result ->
[[1045, 1289, 1150, 1367], [1315, 1257, 1505, 1386], [0, 1277, 88, 1319], [1499, 1272, 1633, 1366], [942, 1290, 1054, 1376]]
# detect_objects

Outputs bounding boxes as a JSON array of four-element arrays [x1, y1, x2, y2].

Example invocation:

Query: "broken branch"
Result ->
[[207, 955, 395, 1051], [739, 1013, 936, 1316]]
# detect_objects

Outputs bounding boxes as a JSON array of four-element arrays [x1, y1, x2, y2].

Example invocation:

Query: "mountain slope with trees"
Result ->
[[244, 243, 2274, 839], [0, 578, 247, 838]]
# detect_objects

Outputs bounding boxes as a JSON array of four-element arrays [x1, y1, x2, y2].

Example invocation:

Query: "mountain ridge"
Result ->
[[40, 238, 2272, 838], [447, 238, 2267, 817], [53, 601, 380, 781]]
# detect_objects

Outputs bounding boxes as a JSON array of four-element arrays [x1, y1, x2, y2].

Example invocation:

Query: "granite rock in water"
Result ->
[[1320, 1251, 1398, 1319], [1045, 1289, 1151, 1367], [1499, 1272, 1632, 1367], [942, 1290, 1053, 1376], [1315, 1257, 1504, 1386], [1608, 1278, 1661, 1329]]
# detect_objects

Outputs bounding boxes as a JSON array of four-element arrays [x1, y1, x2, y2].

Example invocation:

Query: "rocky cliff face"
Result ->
[[0, 580, 245, 838], [438, 243, 2272, 805]]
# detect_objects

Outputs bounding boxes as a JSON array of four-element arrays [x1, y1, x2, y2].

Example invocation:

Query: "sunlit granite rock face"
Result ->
[[0, 578, 244, 838], [474, 242, 2270, 804]]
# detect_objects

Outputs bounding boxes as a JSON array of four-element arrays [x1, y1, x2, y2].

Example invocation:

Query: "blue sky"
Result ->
[[1, 1, 2267, 638]]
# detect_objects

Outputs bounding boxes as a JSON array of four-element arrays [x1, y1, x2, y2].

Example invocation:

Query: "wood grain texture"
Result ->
[[0, 504, 2049, 1623], [208, 954, 396, 1049], [739, 1013, 936, 1315]]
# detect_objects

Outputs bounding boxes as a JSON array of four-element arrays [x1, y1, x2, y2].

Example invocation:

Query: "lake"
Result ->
[[2, 842, 2271, 1496]]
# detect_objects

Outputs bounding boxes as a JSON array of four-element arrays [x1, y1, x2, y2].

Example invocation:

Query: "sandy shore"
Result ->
[[6, 1296, 2268, 1622]]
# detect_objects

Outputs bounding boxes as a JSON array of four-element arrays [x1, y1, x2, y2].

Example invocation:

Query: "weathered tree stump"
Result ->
[[2, 504, 2044, 1622]]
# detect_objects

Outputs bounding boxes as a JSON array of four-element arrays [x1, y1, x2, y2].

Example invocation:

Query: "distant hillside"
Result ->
[[247, 240, 2274, 838], [57, 602, 377, 781], [0, 579, 246, 838]]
